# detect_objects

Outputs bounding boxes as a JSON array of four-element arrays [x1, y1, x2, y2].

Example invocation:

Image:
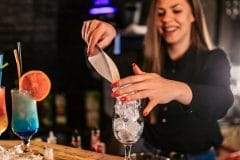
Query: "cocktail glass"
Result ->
[[11, 89, 42, 158], [0, 86, 8, 151], [112, 98, 144, 160]]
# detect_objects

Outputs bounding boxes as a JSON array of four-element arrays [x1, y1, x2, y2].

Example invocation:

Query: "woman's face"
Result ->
[[156, 0, 195, 46]]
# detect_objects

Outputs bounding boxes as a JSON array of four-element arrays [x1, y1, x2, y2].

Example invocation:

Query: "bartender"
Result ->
[[81, 0, 234, 159]]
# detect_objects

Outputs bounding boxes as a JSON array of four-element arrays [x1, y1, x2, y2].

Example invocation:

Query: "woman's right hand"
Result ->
[[81, 19, 117, 56]]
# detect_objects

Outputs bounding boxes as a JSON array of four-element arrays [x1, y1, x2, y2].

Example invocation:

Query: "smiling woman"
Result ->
[[81, 0, 234, 159]]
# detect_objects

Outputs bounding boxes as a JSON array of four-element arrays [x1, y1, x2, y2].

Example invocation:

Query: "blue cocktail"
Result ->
[[11, 89, 39, 153]]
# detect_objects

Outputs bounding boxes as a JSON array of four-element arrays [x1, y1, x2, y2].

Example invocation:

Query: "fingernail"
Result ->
[[132, 63, 136, 67], [111, 91, 119, 97], [143, 111, 148, 117], [111, 82, 118, 88], [86, 52, 89, 57], [120, 96, 127, 102], [87, 51, 90, 57], [86, 46, 90, 57]]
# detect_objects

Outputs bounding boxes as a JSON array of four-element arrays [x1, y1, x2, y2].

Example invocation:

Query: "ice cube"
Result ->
[[114, 102, 124, 117], [113, 118, 125, 131], [125, 120, 143, 139], [123, 101, 140, 121], [117, 128, 132, 141]]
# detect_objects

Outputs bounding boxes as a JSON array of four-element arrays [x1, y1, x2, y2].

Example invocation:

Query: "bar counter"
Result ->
[[0, 140, 123, 160]]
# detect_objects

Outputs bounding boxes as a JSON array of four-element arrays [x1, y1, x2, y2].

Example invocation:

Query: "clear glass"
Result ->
[[11, 89, 42, 158], [0, 86, 8, 151], [112, 99, 144, 160]]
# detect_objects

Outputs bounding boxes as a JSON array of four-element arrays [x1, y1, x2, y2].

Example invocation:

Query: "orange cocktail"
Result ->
[[0, 86, 8, 136]]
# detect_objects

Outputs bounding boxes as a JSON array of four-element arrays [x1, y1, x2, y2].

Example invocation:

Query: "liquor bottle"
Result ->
[[71, 129, 81, 148], [55, 93, 67, 126], [38, 93, 54, 128], [91, 128, 100, 150], [85, 91, 100, 128], [91, 128, 105, 153]]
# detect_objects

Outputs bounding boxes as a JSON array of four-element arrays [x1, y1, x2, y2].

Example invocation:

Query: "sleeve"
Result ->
[[187, 49, 234, 120]]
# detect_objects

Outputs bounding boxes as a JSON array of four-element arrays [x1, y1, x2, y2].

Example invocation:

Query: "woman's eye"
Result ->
[[173, 10, 182, 14], [157, 11, 165, 17]]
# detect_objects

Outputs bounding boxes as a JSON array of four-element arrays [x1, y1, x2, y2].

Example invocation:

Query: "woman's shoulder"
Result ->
[[200, 48, 229, 60], [209, 48, 227, 56], [189, 47, 230, 69], [201, 48, 231, 67]]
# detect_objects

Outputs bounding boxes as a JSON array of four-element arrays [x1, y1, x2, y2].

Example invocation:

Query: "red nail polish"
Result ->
[[111, 92, 119, 97], [143, 111, 148, 117], [120, 97, 127, 102], [86, 51, 90, 57], [111, 82, 118, 88], [111, 92, 114, 97]]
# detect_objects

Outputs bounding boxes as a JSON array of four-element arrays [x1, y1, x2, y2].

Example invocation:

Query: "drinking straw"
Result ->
[[0, 53, 3, 86], [13, 49, 21, 80], [1, 62, 8, 69], [17, 42, 23, 73]]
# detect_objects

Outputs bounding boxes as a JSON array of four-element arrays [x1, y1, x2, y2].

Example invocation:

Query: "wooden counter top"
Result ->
[[221, 125, 240, 151], [0, 140, 123, 160]]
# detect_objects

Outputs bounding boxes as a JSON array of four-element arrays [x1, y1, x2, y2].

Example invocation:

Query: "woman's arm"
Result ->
[[187, 50, 234, 120], [111, 50, 234, 119]]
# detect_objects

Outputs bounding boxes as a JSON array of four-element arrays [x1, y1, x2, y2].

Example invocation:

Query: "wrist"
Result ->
[[174, 81, 192, 105]]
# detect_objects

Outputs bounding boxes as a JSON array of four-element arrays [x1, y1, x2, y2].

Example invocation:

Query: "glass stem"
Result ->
[[124, 144, 132, 160], [0, 133, 5, 152], [21, 138, 30, 153]]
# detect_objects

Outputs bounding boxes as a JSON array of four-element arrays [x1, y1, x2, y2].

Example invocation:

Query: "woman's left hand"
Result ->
[[111, 63, 192, 116]]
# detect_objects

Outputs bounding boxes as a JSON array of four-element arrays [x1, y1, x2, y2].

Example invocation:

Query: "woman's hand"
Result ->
[[111, 64, 193, 116], [81, 19, 116, 56]]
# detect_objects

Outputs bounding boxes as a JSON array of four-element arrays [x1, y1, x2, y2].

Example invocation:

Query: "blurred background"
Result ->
[[0, 0, 239, 156]]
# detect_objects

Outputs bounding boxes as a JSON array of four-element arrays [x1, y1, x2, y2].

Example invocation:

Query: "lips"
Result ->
[[163, 26, 178, 33]]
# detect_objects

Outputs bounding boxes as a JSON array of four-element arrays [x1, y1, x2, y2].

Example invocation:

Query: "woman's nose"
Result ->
[[162, 11, 173, 23]]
